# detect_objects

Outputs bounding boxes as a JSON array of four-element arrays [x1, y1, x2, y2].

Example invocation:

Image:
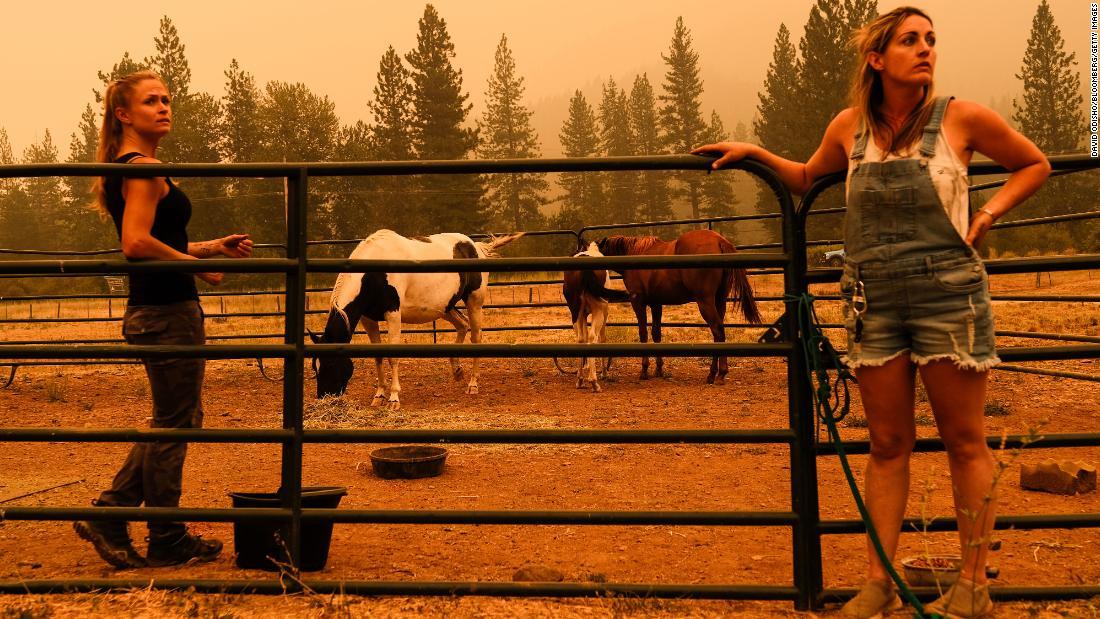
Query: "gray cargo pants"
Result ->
[[98, 300, 204, 541]]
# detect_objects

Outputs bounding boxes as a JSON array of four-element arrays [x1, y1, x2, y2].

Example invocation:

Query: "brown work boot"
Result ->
[[840, 579, 902, 618], [924, 577, 994, 618], [73, 519, 147, 569]]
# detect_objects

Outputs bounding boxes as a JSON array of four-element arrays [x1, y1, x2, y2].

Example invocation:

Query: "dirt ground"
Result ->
[[1, 271, 1098, 617]]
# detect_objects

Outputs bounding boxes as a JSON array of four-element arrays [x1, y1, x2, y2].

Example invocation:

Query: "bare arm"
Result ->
[[954, 101, 1051, 247], [692, 109, 854, 195]]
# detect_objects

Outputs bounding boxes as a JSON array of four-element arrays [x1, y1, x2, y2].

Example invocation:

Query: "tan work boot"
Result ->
[[923, 577, 993, 618], [840, 579, 902, 618]]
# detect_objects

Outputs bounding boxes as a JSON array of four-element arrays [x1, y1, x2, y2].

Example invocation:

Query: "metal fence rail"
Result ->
[[0, 154, 1098, 610]]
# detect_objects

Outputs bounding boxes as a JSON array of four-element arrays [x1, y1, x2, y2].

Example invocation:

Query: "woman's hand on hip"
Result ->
[[218, 234, 253, 258], [966, 211, 995, 248], [691, 142, 757, 170]]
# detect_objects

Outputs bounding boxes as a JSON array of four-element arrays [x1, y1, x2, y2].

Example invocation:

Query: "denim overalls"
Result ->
[[840, 96, 999, 371]]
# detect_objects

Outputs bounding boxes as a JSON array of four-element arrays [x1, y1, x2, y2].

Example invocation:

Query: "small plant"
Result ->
[[43, 378, 67, 403], [841, 414, 869, 428], [914, 411, 935, 427], [984, 400, 1011, 417]]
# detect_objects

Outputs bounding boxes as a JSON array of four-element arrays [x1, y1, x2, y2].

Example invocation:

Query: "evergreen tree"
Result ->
[[599, 77, 636, 224], [700, 111, 737, 222], [754, 23, 801, 161], [219, 59, 269, 246], [555, 90, 604, 231], [405, 4, 486, 234], [363, 46, 415, 234], [222, 59, 263, 163], [145, 16, 192, 104], [368, 47, 414, 162], [258, 81, 341, 239], [629, 74, 671, 223], [20, 131, 68, 250], [94, 52, 149, 103], [0, 128, 16, 247], [478, 34, 548, 232], [1013, 0, 1085, 154], [996, 0, 1097, 253], [65, 104, 113, 251], [793, 1, 851, 162], [659, 17, 707, 218]]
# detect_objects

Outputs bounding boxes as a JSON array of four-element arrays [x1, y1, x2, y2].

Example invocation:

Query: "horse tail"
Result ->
[[475, 232, 526, 257], [582, 269, 630, 303], [718, 238, 762, 324]]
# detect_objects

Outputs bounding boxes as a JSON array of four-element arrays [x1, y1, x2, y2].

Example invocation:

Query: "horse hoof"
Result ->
[[576, 380, 585, 389], [465, 385, 479, 395], [371, 396, 385, 407], [640, 372, 649, 381], [453, 368, 465, 382], [713, 376, 726, 386], [706, 375, 716, 385], [592, 383, 601, 393]]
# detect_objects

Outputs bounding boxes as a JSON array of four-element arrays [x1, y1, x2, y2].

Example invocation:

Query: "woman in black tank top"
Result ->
[[75, 70, 254, 570]]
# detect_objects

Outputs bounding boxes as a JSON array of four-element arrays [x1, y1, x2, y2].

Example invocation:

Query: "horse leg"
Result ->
[[385, 312, 402, 410], [573, 309, 589, 389], [651, 304, 665, 378], [714, 289, 730, 383], [363, 319, 386, 407], [465, 293, 484, 395], [631, 298, 649, 380], [443, 309, 469, 382], [588, 303, 607, 392], [695, 298, 724, 385]]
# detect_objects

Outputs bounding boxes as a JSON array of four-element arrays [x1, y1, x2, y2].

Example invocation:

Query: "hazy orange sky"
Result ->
[[1, 0, 1095, 158]]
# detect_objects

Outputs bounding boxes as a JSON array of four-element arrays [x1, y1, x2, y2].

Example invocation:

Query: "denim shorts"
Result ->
[[839, 249, 1000, 371]]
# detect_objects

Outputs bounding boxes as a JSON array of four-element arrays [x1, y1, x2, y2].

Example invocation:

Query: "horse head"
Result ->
[[596, 235, 629, 256], [312, 314, 355, 398]]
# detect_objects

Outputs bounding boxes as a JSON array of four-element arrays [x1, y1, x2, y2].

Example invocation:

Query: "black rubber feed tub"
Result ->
[[228, 486, 347, 571], [369, 445, 448, 479]]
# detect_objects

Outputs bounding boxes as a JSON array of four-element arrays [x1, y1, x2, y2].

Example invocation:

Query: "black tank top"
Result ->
[[105, 152, 199, 306]]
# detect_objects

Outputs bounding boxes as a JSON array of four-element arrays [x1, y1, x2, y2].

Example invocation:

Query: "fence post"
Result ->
[[281, 168, 308, 577], [783, 185, 823, 610]]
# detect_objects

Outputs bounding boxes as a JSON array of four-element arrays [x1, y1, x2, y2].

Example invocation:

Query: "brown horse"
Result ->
[[596, 229, 761, 384]]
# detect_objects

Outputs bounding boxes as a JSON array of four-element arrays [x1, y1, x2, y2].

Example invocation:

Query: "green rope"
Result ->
[[788, 292, 927, 617]]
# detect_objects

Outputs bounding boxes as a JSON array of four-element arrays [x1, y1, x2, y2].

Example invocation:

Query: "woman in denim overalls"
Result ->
[[696, 7, 1050, 618]]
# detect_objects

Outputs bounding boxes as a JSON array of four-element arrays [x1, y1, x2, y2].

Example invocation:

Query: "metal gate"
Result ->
[[0, 155, 1098, 609]]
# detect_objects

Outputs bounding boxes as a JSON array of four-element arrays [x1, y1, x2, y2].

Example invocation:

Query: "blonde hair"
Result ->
[[848, 6, 936, 157], [90, 70, 165, 216]]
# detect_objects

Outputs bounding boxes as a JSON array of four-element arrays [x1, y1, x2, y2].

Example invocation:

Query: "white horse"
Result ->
[[310, 229, 523, 410]]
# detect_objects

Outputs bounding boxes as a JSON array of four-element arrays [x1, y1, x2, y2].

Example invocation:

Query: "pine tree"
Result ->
[[94, 52, 149, 103], [629, 74, 671, 223], [64, 104, 114, 251], [1013, 0, 1085, 154], [368, 47, 414, 162], [405, 4, 486, 234], [599, 77, 636, 224], [257, 81, 341, 240], [555, 90, 604, 231], [754, 23, 801, 161], [144, 16, 192, 104], [793, 1, 853, 162], [0, 128, 16, 247], [659, 17, 707, 219], [21, 131, 68, 250], [219, 59, 268, 247], [222, 59, 263, 163], [363, 47, 415, 233], [478, 34, 548, 231], [997, 0, 1097, 253], [700, 111, 737, 222]]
